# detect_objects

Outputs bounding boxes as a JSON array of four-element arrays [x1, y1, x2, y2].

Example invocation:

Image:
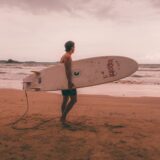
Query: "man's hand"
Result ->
[[68, 81, 75, 89]]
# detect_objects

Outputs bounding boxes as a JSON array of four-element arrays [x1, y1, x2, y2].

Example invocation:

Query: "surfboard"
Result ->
[[23, 56, 138, 91]]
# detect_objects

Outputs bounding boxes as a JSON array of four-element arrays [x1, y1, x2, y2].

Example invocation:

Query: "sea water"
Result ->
[[0, 63, 160, 97]]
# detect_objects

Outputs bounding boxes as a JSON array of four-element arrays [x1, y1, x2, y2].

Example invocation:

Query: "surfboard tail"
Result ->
[[23, 82, 41, 91], [23, 70, 42, 91], [31, 71, 41, 76]]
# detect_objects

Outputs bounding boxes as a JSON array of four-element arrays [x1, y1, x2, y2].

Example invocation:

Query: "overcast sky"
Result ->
[[0, 0, 160, 63]]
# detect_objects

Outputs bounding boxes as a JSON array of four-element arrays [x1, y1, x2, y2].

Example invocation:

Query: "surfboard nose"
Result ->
[[128, 58, 139, 73]]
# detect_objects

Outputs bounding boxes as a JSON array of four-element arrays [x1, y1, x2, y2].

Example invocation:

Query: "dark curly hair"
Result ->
[[64, 41, 75, 52]]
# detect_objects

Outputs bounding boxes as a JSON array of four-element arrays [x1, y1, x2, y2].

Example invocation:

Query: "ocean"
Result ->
[[0, 63, 160, 97]]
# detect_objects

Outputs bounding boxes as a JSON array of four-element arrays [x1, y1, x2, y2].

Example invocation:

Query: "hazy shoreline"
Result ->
[[0, 61, 160, 97], [0, 58, 160, 66]]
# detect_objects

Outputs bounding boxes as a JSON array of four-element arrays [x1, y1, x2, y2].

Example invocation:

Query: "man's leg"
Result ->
[[62, 95, 77, 122], [61, 96, 69, 115]]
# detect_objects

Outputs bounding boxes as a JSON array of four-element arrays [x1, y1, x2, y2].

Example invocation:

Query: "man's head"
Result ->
[[64, 41, 75, 53]]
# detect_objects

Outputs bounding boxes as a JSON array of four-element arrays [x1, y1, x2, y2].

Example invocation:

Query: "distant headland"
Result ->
[[0, 59, 57, 65], [0, 59, 34, 63], [0, 59, 159, 67]]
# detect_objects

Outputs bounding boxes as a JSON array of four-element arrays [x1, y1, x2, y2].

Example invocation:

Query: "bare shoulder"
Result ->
[[64, 54, 71, 62]]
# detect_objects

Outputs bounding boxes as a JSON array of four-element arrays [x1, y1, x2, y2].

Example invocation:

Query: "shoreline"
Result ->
[[1, 87, 160, 98]]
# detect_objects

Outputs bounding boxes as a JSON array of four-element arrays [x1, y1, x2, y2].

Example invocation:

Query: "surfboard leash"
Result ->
[[8, 90, 54, 130], [7, 90, 29, 129]]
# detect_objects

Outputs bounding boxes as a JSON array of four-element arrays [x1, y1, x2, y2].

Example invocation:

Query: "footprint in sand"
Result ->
[[104, 123, 126, 133], [62, 122, 97, 132]]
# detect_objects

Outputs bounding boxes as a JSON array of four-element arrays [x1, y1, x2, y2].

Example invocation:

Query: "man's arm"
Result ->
[[64, 58, 73, 89]]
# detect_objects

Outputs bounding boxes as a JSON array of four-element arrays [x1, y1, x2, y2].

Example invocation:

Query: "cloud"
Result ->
[[0, 0, 160, 22], [149, 0, 160, 15], [0, 0, 70, 13], [151, 0, 160, 7], [0, 0, 117, 16]]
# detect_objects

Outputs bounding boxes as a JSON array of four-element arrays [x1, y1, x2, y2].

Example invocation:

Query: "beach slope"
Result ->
[[0, 89, 160, 160]]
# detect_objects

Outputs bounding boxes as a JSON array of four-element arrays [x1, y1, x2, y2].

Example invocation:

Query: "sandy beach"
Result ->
[[0, 89, 160, 160]]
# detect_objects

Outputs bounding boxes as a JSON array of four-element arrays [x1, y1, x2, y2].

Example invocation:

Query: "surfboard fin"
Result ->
[[31, 71, 41, 76], [31, 88, 41, 91], [23, 82, 32, 90]]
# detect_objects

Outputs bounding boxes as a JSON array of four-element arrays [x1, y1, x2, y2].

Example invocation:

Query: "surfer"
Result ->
[[60, 41, 77, 123]]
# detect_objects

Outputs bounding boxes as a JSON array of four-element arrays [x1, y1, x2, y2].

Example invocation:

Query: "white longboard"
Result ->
[[23, 56, 138, 91]]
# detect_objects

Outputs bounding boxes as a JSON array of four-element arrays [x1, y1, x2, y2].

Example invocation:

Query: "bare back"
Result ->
[[60, 53, 72, 63]]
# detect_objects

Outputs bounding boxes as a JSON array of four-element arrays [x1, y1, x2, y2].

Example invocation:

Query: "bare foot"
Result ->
[[60, 116, 66, 124]]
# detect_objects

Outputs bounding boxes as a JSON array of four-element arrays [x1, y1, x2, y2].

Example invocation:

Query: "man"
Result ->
[[60, 41, 77, 123]]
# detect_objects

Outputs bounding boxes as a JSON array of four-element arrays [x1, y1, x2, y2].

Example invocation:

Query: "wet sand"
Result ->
[[0, 89, 160, 160]]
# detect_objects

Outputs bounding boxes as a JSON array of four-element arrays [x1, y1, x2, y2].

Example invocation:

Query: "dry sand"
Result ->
[[0, 89, 160, 160]]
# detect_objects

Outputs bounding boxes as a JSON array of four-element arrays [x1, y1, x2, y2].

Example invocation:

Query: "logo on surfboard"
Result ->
[[73, 71, 80, 77]]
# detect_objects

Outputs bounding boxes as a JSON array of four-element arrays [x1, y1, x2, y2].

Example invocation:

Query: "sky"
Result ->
[[0, 0, 160, 63]]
